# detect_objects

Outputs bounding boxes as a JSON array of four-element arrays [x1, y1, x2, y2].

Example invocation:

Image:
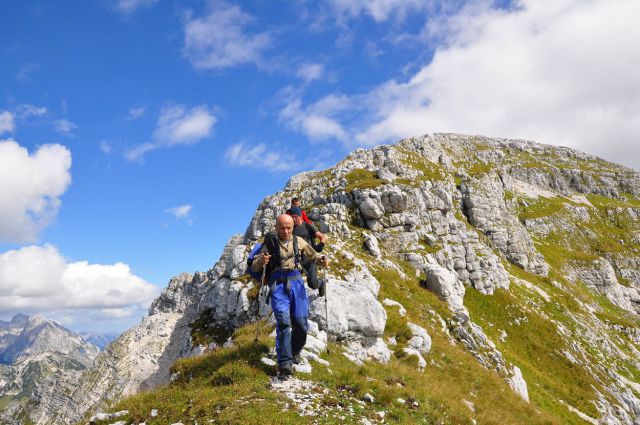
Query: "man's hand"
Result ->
[[319, 255, 330, 268], [316, 232, 327, 244], [262, 253, 271, 266]]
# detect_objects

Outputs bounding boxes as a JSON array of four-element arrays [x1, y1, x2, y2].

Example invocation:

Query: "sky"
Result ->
[[1, 0, 639, 333]]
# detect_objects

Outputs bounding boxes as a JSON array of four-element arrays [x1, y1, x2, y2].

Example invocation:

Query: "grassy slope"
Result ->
[[89, 139, 640, 425]]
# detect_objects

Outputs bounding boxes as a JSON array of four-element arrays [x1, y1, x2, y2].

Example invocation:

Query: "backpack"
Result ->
[[246, 234, 302, 283]]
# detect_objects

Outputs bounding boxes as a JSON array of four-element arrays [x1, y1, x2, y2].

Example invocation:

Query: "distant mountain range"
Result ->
[[78, 331, 119, 350], [0, 313, 119, 423]]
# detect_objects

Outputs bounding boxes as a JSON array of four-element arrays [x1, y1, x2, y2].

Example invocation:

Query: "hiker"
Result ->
[[287, 206, 327, 295], [289, 197, 312, 224], [250, 214, 330, 377]]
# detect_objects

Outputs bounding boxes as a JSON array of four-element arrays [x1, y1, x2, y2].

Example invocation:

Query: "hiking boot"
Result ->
[[278, 363, 294, 378], [293, 353, 303, 364], [317, 280, 326, 297]]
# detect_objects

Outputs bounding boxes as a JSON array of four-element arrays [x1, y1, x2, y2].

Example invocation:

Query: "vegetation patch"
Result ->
[[344, 169, 385, 192], [464, 287, 601, 421], [396, 147, 447, 182], [516, 196, 576, 220], [189, 309, 236, 348]]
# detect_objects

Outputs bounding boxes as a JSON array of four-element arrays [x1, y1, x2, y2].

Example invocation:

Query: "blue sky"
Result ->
[[1, 0, 639, 333]]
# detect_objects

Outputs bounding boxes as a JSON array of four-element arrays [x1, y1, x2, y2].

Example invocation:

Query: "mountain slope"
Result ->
[[35, 133, 640, 425], [0, 315, 99, 424]]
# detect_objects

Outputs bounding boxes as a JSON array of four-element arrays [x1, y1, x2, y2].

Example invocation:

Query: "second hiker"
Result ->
[[287, 206, 327, 295]]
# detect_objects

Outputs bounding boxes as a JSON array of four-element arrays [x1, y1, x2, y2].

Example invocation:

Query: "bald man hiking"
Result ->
[[251, 214, 330, 378]]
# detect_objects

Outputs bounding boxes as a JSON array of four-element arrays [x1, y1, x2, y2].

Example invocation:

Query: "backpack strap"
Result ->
[[263, 234, 281, 280], [293, 235, 300, 271]]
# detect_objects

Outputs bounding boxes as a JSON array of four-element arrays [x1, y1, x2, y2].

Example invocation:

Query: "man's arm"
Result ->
[[297, 237, 328, 266], [250, 245, 269, 272], [301, 210, 312, 224]]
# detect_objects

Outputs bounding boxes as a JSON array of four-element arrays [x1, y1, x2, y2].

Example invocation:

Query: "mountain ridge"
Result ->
[[9, 133, 640, 424]]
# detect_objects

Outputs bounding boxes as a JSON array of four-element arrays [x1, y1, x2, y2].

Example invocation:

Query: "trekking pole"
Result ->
[[254, 264, 267, 342], [323, 265, 330, 354]]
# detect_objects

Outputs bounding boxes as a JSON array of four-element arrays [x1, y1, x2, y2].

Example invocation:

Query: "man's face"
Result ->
[[292, 200, 300, 207], [276, 216, 294, 240], [292, 215, 303, 226]]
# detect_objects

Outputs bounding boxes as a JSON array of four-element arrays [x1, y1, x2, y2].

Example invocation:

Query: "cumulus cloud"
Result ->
[[54, 119, 77, 136], [0, 111, 15, 135], [279, 91, 350, 142], [0, 139, 71, 243], [113, 0, 158, 15], [286, 0, 640, 169], [183, 0, 272, 70], [0, 245, 159, 321], [153, 105, 217, 146], [125, 105, 217, 161], [225, 142, 297, 172]]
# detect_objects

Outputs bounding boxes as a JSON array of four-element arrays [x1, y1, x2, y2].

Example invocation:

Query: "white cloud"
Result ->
[[54, 119, 77, 136], [125, 105, 217, 161], [17, 104, 47, 119], [287, 0, 640, 169], [124, 143, 156, 162], [127, 106, 145, 120], [297, 63, 324, 82], [225, 142, 296, 172], [279, 91, 349, 142], [183, 0, 272, 70], [0, 245, 159, 318], [165, 205, 192, 219], [153, 105, 216, 146], [0, 111, 15, 135], [114, 0, 158, 15], [329, 0, 434, 22], [0, 139, 71, 243]]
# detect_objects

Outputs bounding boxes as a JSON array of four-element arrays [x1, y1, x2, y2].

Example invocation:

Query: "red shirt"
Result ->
[[300, 209, 312, 224]]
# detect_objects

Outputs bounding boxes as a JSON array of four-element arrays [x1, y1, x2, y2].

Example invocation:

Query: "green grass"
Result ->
[[189, 309, 236, 348], [396, 147, 447, 182], [344, 169, 385, 192], [516, 196, 578, 221], [91, 254, 557, 425], [464, 287, 601, 422], [587, 193, 640, 209]]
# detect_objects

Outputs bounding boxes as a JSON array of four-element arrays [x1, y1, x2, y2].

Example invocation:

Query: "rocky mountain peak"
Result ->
[[12, 134, 640, 425]]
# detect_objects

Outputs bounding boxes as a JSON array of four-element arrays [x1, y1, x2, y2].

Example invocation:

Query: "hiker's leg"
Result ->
[[304, 259, 319, 289], [291, 315, 308, 356], [271, 283, 293, 367], [289, 279, 309, 355]]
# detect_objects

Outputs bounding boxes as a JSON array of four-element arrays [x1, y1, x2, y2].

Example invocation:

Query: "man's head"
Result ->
[[287, 206, 303, 225], [275, 214, 294, 241], [291, 197, 300, 207]]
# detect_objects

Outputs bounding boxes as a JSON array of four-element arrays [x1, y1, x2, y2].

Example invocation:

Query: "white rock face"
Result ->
[[364, 232, 382, 258], [407, 323, 431, 354], [508, 366, 529, 402], [423, 264, 466, 313], [382, 299, 406, 317], [309, 277, 386, 338]]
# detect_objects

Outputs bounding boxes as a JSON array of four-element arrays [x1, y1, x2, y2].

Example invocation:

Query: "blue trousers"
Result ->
[[270, 271, 309, 367]]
